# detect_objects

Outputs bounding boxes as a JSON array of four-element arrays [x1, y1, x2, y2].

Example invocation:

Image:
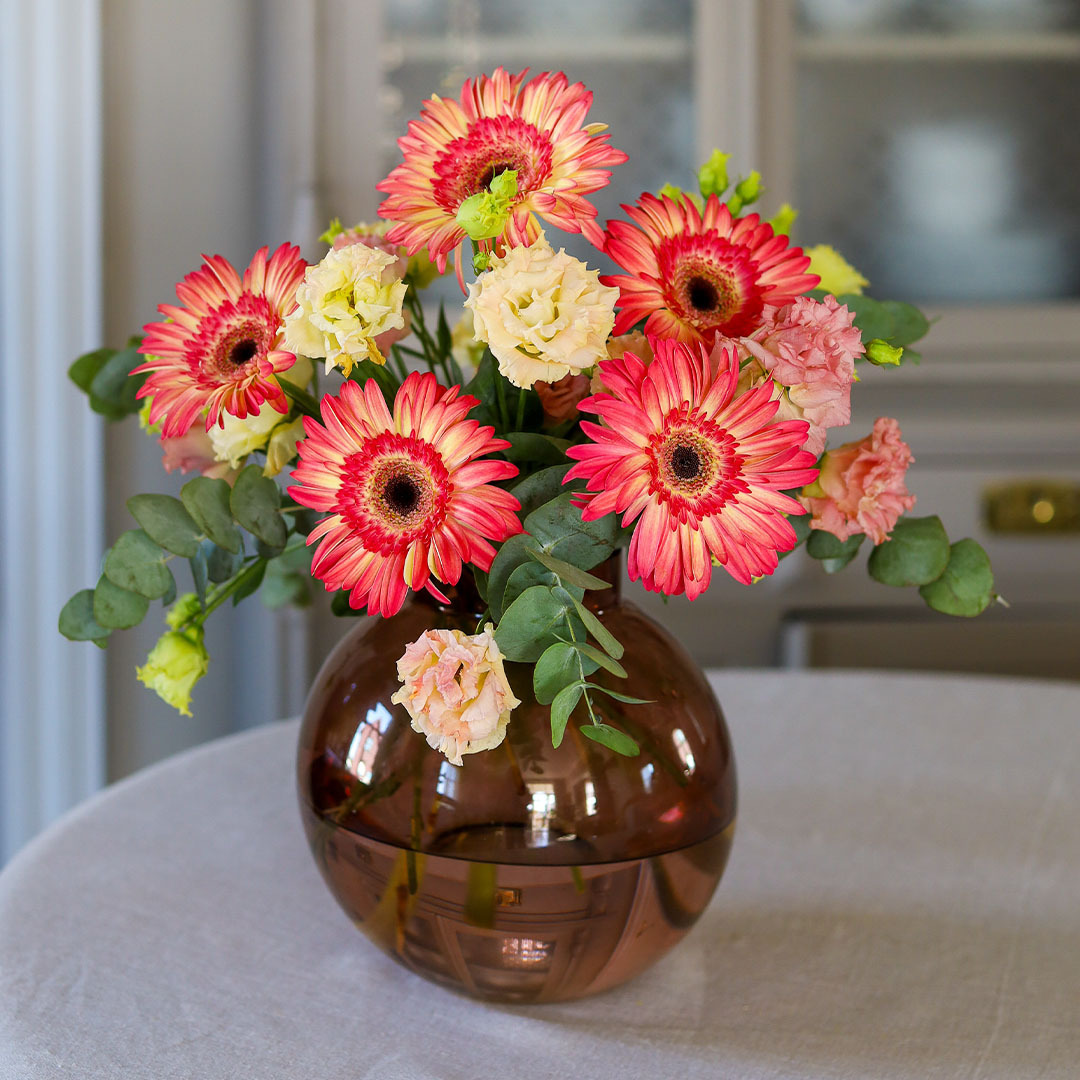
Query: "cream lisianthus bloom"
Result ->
[[263, 416, 306, 478], [464, 239, 618, 389], [283, 242, 407, 375], [208, 401, 281, 469], [391, 624, 520, 766]]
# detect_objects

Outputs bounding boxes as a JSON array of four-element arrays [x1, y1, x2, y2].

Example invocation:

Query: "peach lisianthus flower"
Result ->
[[391, 624, 520, 766], [740, 295, 863, 456], [536, 372, 590, 424], [465, 239, 618, 389], [801, 416, 916, 544], [159, 427, 236, 481]]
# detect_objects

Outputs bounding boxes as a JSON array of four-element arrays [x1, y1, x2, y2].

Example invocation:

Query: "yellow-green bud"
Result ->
[[165, 592, 202, 631], [456, 169, 519, 241], [136, 629, 209, 717], [697, 149, 732, 198], [865, 339, 904, 366], [318, 217, 345, 246], [767, 202, 798, 237], [472, 250, 492, 274], [806, 244, 870, 297], [137, 398, 162, 437]]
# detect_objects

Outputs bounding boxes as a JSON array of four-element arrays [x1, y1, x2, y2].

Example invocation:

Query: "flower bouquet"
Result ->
[[60, 68, 996, 1001]]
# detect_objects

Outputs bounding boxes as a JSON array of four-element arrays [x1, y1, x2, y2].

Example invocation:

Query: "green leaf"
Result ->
[[331, 589, 364, 617], [93, 574, 150, 629], [68, 347, 114, 394], [510, 464, 575, 519], [190, 546, 208, 606], [493, 585, 574, 662], [880, 300, 929, 347], [126, 494, 202, 557], [806, 529, 865, 573], [463, 353, 500, 430], [550, 682, 584, 747], [206, 542, 242, 583], [181, 476, 241, 553], [472, 567, 489, 603], [503, 561, 557, 611], [583, 683, 654, 705], [563, 640, 627, 679], [88, 346, 147, 419], [581, 723, 640, 757], [841, 294, 895, 345], [502, 432, 571, 466], [486, 533, 534, 621], [524, 492, 618, 570], [260, 566, 311, 610], [867, 515, 951, 587], [231, 560, 266, 605], [919, 538, 995, 617], [104, 530, 173, 599], [59, 589, 111, 642], [526, 546, 609, 591], [534, 642, 596, 705], [555, 587, 624, 660], [463, 861, 497, 929], [230, 465, 287, 549]]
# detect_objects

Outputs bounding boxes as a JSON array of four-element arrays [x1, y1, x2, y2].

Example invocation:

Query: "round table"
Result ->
[[1, 671, 1078, 1079]]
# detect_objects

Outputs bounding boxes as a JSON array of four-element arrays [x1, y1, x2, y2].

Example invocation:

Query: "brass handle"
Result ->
[[983, 480, 1080, 534]]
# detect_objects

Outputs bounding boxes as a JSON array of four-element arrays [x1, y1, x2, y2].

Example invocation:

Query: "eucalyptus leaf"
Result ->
[[463, 353, 500, 430], [502, 432, 571, 466], [806, 529, 865, 573], [230, 465, 287, 549], [493, 585, 574, 662], [88, 346, 146, 419], [510, 464, 575, 519], [104, 530, 173, 599], [868, 515, 951, 588], [503, 561, 557, 611], [59, 589, 111, 642], [182, 476, 241, 553], [331, 590, 365, 617], [126, 494, 201, 557], [582, 683, 654, 705], [206, 541, 242, 583], [525, 492, 618, 570], [549, 682, 584, 748], [880, 300, 930, 347], [841, 294, 895, 346], [534, 642, 595, 705], [231, 560, 267, 605], [486, 533, 534, 621], [555, 587, 625, 660], [563, 640, 627, 679], [526, 547, 609, 590], [918, 538, 995, 617], [93, 575, 150, 629], [581, 723, 640, 757], [68, 347, 114, 394], [190, 546, 208, 606]]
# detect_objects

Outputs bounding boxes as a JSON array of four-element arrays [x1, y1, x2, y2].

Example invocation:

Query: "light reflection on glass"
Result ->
[[640, 762, 655, 793], [500, 936, 553, 968], [526, 782, 557, 846], [671, 728, 696, 776], [584, 780, 597, 817], [436, 760, 458, 801], [344, 702, 394, 783]]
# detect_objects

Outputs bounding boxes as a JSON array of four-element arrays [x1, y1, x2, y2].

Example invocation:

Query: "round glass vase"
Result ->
[[297, 557, 736, 1004]]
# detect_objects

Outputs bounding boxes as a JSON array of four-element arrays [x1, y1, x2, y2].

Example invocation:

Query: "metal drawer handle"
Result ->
[[983, 481, 1080, 534]]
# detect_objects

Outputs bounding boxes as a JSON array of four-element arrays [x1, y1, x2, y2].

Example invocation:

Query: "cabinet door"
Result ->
[[769, 0, 1080, 305]]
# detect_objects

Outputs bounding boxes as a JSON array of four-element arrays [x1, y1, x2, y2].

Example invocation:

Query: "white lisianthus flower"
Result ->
[[464, 239, 618, 389], [263, 416, 306, 478], [208, 401, 282, 469], [283, 242, 407, 375]]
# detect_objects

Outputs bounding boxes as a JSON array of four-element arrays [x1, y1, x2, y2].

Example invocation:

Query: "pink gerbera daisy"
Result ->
[[377, 67, 627, 278], [134, 244, 307, 437], [602, 193, 819, 346], [566, 337, 820, 597], [288, 373, 523, 617]]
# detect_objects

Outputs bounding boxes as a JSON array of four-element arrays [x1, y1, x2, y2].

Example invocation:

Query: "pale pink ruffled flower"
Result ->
[[391, 624, 520, 765], [159, 428, 235, 481], [741, 295, 863, 456], [333, 221, 409, 278], [801, 417, 916, 544]]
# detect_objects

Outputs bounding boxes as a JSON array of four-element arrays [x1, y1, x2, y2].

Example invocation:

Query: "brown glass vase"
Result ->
[[297, 558, 736, 1003]]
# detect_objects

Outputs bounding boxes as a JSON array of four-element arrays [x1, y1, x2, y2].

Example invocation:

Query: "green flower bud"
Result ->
[[136, 629, 209, 717], [865, 339, 904, 366], [165, 592, 202, 630], [456, 169, 520, 241], [767, 202, 798, 237], [318, 217, 345, 246], [697, 149, 732, 198], [472, 250, 492, 274]]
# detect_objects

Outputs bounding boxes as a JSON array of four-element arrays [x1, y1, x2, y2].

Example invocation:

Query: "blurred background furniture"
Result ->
[[3, 0, 1078, 860], [1, 670, 1077, 1077]]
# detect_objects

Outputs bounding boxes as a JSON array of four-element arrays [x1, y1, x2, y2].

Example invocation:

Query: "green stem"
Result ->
[[564, 612, 599, 726], [514, 387, 526, 431], [494, 368, 510, 432], [281, 381, 320, 419], [196, 559, 266, 624]]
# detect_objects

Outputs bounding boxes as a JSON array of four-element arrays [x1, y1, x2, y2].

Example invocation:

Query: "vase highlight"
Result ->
[[297, 564, 736, 1003]]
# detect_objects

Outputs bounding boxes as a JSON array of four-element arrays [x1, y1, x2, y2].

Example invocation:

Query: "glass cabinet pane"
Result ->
[[791, 1, 1080, 303]]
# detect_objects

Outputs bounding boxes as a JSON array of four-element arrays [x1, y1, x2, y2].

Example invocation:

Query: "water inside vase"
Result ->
[[301, 801, 734, 1004]]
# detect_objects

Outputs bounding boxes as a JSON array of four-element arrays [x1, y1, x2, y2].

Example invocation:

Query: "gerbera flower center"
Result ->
[[686, 276, 720, 314], [479, 161, 516, 191], [384, 474, 421, 516], [229, 339, 259, 366], [650, 413, 747, 513], [671, 444, 702, 480]]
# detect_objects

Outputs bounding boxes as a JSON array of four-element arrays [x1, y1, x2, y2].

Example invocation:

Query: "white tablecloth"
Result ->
[[1, 671, 1078, 1079]]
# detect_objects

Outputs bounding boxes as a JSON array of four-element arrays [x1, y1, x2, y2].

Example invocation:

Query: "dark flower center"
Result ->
[[384, 475, 421, 515], [671, 445, 702, 481], [687, 276, 720, 313], [229, 339, 259, 366], [478, 160, 515, 192]]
